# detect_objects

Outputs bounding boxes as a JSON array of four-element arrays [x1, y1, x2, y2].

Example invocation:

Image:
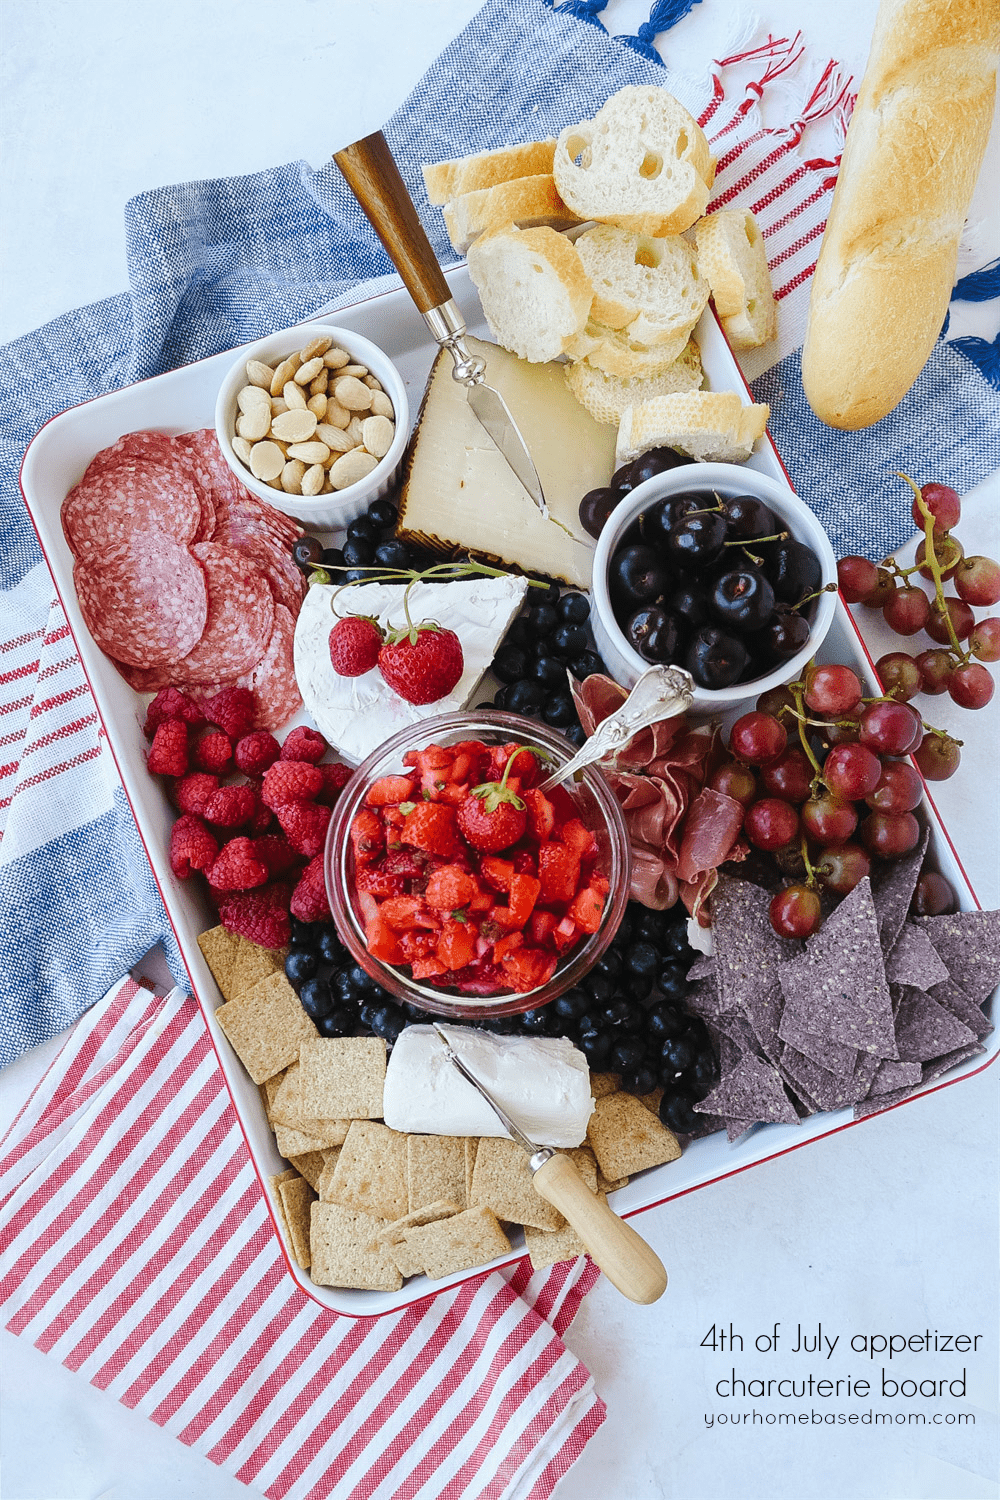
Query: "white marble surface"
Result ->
[[2, 1, 998, 1497]]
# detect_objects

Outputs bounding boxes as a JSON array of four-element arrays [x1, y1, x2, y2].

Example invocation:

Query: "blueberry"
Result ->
[[321, 546, 346, 569], [343, 566, 374, 583], [647, 1003, 685, 1042], [374, 540, 411, 570], [579, 1029, 613, 1067], [403, 1001, 428, 1022], [542, 693, 576, 727], [319, 927, 344, 964], [576, 1010, 603, 1036], [611, 1037, 649, 1073], [625, 942, 660, 981], [551, 623, 589, 658], [657, 962, 689, 1004], [347, 516, 378, 544], [621, 1064, 659, 1096], [558, 592, 591, 624], [585, 973, 615, 1007], [299, 976, 334, 1021], [342, 536, 375, 567], [371, 1003, 406, 1042], [347, 963, 379, 996], [505, 679, 545, 713], [284, 949, 318, 989], [532, 655, 566, 688], [367, 498, 399, 530], [601, 998, 633, 1027], [358, 1001, 380, 1031], [662, 920, 691, 959], [506, 616, 533, 649], [569, 651, 603, 679], [690, 1053, 718, 1094], [594, 949, 623, 982], [661, 1037, 695, 1074], [528, 603, 559, 635], [289, 917, 316, 948], [527, 581, 561, 607], [317, 1007, 355, 1037], [554, 986, 590, 1021], [520, 1006, 556, 1034], [660, 1092, 699, 1133], [564, 723, 587, 747], [493, 645, 530, 683]]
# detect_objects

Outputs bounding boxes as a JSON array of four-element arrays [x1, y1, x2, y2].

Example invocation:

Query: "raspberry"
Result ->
[[143, 687, 204, 737], [248, 790, 275, 836], [218, 883, 291, 948], [169, 814, 219, 879], [174, 772, 221, 816], [147, 719, 189, 777], [252, 834, 303, 877], [202, 783, 261, 828], [192, 730, 233, 774], [290, 855, 330, 922], [207, 836, 271, 891], [262, 759, 325, 810], [280, 726, 327, 764], [315, 761, 353, 805], [203, 686, 255, 739], [234, 731, 281, 776], [276, 799, 332, 857]]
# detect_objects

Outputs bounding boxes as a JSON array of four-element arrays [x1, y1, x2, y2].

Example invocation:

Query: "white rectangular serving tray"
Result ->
[[21, 268, 999, 1317]]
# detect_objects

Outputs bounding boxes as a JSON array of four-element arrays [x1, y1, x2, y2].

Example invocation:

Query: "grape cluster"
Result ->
[[283, 900, 716, 1134], [483, 585, 606, 748], [715, 665, 959, 938], [838, 478, 999, 715]]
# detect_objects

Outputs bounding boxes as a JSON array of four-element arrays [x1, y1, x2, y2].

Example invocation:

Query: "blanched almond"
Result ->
[[301, 463, 325, 497], [333, 375, 374, 410], [282, 380, 308, 411], [238, 383, 271, 414], [301, 335, 333, 360], [271, 396, 289, 417], [271, 409, 318, 443], [249, 441, 284, 481], [369, 391, 394, 418], [236, 407, 271, 442], [281, 459, 305, 494], [269, 354, 300, 395], [361, 414, 395, 459], [246, 358, 275, 389], [363, 374, 383, 391], [287, 440, 331, 464], [324, 399, 350, 429], [309, 370, 329, 395], [307, 394, 328, 418], [346, 416, 366, 444], [316, 423, 357, 452], [340, 364, 369, 378], [329, 449, 380, 488], [323, 346, 351, 368], [232, 435, 254, 464], [294, 356, 325, 385]]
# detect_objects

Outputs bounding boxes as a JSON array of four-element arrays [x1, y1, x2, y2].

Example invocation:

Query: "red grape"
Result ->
[[816, 842, 871, 896], [913, 482, 961, 535], [744, 798, 800, 851], [729, 711, 788, 765], [912, 731, 961, 781], [710, 760, 758, 805], [770, 884, 822, 938], [761, 748, 814, 803], [912, 871, 957, 916], [875, 651, 922, 702], [859, 810, 921, 858], [969, 617, 1000, 663], [801, 792, 858, 845], [755, 685, 797, 720], [953, 554, 1000, 607], [822, 742, 882, 799], [915, 648, 954, 695], [864, 760, 923, 814], [837, 556, 879, 603], [803, 663, 863, 716], [925, 597, 975, 645], [883, 585, 930, 636], [948, 662, 995, 709], [866, 569, 898, 608], [915, 534, 963, 581], [820, 707, 862, 746], [859, 701, 922, 756]]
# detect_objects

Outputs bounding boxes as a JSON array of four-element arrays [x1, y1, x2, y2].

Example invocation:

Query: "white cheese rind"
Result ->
[[382, 1025, 595, 1148], [293, 575, 529, 764]]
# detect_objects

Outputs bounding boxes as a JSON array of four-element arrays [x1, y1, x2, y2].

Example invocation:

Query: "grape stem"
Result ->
[[790, 683, 826, 783], [896, 473, 966, 660], [920, 723, 963, 745], [799, 834, 821, 890]]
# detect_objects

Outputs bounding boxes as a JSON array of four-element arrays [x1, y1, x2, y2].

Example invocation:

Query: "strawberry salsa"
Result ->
[[349, 740, 611, 995]]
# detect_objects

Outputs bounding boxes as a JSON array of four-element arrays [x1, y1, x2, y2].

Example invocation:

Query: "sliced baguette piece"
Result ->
[[466, 223, 593, 363], [695, 209, 777, 350], [423, 139, 556, 205], [442, 175, 580, 255], [574, 224, 709, 350], [564, 338, 703, 425], [616, 391, 769, 467], [553, 86, 715, 236], [566, 318, 694, 379]]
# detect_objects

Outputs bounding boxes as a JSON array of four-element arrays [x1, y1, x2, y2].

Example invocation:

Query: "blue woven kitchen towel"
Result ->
[[1, 0, 998, 1064]]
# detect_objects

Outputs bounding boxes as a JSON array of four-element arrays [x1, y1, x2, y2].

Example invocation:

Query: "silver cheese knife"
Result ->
[[334, 132, 548, 515], [431, 1023, 667, 1304]]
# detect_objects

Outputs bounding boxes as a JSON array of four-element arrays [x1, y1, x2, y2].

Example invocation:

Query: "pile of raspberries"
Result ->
[[145, 685, 351, 948]]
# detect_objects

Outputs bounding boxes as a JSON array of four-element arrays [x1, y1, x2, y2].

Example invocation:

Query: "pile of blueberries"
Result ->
[[283, 898, 718, 1137], [292, 496, 428, 579], [484, 585, 604, 748]]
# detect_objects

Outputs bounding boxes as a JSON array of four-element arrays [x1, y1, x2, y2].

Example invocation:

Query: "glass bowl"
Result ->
[[325, 710, 631, 1019]]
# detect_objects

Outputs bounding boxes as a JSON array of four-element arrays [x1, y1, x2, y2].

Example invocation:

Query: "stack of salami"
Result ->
[[61, 429, 306, 730]]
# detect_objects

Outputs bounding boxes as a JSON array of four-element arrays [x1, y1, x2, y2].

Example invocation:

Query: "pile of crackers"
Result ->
[[198, 923, 682, 1292]]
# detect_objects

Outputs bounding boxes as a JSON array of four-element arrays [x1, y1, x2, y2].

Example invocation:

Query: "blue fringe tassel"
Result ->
[[551, 0, 610, 26], [952, 257, 1000, 303], [949, 330, 1000, 391], [618, 0, 704, 65]]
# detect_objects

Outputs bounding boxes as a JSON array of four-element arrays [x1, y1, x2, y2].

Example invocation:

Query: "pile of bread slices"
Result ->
[[423, 86, 776, 466]]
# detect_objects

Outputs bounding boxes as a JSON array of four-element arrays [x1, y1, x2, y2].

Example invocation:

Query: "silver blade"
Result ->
[[431, 1023, 538, 1155], [467, 383, 548, 516]]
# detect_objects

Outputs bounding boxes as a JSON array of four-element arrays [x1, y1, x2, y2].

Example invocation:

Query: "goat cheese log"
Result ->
[[801, 0, 1000, 430]]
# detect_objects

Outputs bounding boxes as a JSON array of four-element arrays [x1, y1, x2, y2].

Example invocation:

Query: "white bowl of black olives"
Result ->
[[589, 462, 838, 708]]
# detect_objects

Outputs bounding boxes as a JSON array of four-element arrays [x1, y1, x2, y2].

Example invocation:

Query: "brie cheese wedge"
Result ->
[[293, 575, 529, 764]]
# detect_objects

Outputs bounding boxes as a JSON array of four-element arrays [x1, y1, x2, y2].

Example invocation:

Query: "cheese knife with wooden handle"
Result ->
[[334, 132, 548, 515]]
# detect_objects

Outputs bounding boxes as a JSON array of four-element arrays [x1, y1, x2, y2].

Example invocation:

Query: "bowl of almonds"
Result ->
[[215, 322, 409, 529]]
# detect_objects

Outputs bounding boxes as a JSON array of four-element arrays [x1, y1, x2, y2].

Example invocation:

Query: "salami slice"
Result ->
[[84, 430, 217, 542], [74, 531, 208, 668], [237, 604, 302, 730], [62, 460, 203, 559], [237, 535, 307, 616], [171, 542, 274, 682]]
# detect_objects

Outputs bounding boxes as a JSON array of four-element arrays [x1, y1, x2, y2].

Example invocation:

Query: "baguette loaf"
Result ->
[[442, 175, 579, 255], [801, 0, 1000, 430], [423, 140, 556, 204]]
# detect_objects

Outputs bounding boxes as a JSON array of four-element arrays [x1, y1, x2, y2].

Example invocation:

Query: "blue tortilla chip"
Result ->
[[892, 986, 978, 1062], [912, 910, 1000, 1006], [886, 923, 951, 990], [871, 826, 930, 951], [694, 1052, 799, 1127]]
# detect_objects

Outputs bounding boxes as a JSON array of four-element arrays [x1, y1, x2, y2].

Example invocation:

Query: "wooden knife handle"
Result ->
[[334, 132, 451, 315], [531, 1153, 667, 1305]]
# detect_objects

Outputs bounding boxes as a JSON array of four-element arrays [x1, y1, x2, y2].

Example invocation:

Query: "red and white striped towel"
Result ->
[[0, 978, 605, 1500]]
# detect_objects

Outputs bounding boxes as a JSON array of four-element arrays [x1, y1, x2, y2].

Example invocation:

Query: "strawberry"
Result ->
[[329, 615, 384, 676], [400, 802, 460, 857], [203, 686, 255, 739], [261, 759, 325, 809], [350, 808, 385, 863], [456, 747, 531, 853], [208, 836, 270, 892], [234, 731, 281, 776], [378, 623, 463, 705], [147, 719, 189, 777], [424, 866, 477, 911], [218, 883, 291, 948], [538, 842, 581, 904], [169, 814, 218, 879], [290, 854, 331, 922], [280, 725, 327, 763]]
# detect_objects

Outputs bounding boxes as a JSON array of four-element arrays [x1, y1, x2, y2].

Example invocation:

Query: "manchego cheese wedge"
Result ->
[[397, 336, 617, 589]]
